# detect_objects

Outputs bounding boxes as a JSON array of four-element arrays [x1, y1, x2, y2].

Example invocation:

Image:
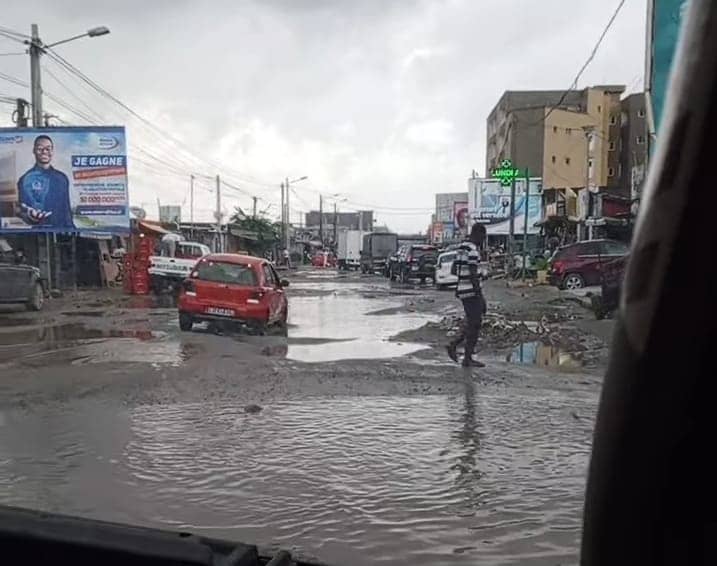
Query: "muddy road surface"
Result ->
[[0, 268, 609, 565]]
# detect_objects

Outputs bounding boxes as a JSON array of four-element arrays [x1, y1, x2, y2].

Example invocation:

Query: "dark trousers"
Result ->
[[451, 295, 485, 359]]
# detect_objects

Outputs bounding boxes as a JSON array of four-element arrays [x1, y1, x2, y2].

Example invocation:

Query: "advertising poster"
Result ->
[[468, 177, 542, 236], [648, 0, 689, 134], [431, 222, 444, 244], [453, 201, 469, 236], [0, 126, 129, 234]]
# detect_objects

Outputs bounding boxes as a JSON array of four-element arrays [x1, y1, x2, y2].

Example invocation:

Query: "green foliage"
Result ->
[[230, 208, 280, 255]]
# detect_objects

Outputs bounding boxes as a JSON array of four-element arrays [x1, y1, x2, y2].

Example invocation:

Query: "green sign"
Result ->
[[491, 159, 521, 187]]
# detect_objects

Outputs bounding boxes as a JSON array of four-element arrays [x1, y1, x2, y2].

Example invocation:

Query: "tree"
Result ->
[[229, 207, 280, 256]]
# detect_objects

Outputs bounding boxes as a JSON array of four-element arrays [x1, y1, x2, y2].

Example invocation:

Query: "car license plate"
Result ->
[[206, 307, 234, 317]]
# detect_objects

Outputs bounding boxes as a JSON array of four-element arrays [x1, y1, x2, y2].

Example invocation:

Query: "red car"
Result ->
[[311, 251, 336, 268], [548, 239, 629, 290], [177, 253, 288, 333]]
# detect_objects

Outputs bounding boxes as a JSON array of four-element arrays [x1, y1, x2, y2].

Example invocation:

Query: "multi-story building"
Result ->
[[619, 92, 648, 200], [486, 85, 645, 242], [486, 85, 625, 191], [304, 210, 373, 232]]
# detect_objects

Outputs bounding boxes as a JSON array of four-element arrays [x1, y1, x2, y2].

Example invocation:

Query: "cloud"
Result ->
[[0, 0, 647, 232]]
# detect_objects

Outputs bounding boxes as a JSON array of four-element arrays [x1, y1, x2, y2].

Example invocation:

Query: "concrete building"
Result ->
[[486, 85, 625, 192], [619, 92, 648, 200], [485, 85, 645, 243], [304, 210, 373, 232]]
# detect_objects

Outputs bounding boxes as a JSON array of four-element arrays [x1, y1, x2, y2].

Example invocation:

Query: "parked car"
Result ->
[[311, 251, 336, 268], [392, 244, 438, 284], [590, 254, 628, 319], [177, 253, 288, 334], [435, 250, 458, 289], [548, 239, 629, 290], [0, 239, 47, 311]]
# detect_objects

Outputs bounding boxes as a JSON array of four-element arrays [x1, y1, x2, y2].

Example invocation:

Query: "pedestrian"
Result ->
[[282, 248, 292, 269], [447, 223, 487, 368]]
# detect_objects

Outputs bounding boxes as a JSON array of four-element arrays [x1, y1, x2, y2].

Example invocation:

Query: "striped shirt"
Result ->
[[454, 241, 481, 299]]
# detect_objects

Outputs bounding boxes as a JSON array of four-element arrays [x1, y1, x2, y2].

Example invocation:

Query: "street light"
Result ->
[[282, 175, 308, 250], [27, 23, 111, 126], [45, 26, 111, 48]]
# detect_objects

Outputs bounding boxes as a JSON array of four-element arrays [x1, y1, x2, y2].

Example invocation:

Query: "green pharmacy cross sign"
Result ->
[[492, 159, 521, 186]]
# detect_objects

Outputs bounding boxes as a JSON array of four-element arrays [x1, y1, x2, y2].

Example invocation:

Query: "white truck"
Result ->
[[337, 230, 366, 271], [148, 234, 210, 293]]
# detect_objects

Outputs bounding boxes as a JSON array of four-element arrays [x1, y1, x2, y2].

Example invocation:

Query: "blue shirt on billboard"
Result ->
[[17, 165, 74, 229]]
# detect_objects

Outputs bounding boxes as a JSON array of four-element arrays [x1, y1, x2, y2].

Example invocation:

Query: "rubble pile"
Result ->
[[427, 312, 591, 351]]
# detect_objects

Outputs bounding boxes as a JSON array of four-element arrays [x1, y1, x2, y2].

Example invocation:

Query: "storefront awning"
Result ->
[[137, 220, 170, 235]]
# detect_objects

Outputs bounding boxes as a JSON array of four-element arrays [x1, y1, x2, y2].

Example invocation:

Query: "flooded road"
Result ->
[[0, 387, 596, 565], [0, 272, 602, 565]]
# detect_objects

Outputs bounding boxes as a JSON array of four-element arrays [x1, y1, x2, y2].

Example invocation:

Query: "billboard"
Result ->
[[435, 192, 468, 223], [0, 126, 129, 234], [647, 0, 690, 134], [159, 205, 182, 224], [453, 201, 469, 236], [468, 177, 542, 236]]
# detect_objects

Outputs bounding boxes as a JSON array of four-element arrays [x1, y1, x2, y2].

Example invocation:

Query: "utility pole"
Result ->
[[584, 127, 594, 241], [522, 168, 530, 281], [29, 24, 43, 127], [319, 194, 324, 246], [189, 174, 195, 226], [333, 201, 338, 246], [252, 196, 258, 219], [280, 181, 285, 248], [13, 98, 29, 127], [508, 177, 516, 260], [285, 177, 291, 251], [215, 174, 222, 252]]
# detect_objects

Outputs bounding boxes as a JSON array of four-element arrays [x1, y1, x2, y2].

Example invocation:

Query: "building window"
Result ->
[[597, 105, 601, 113], [608, 141, 616, 151], [636, 135, 645, 144], [553, 126, 558, 133], [565, 157, 571, 165], [566, 128, 572, 134], [608, 167, 615, 177], [551, 155, 556, 164], [609, 115, 617, 125], [588, 159, 593, 167], [638, 108, 646, 117]]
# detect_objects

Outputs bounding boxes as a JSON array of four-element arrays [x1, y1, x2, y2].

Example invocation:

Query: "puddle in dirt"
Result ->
[[61, 310, 105, 317], [286, 292, 433, 362], [506, 341, 583, 371], [0, 323, 185, 366]]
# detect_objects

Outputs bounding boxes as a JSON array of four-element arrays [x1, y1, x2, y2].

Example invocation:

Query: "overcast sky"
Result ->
[[1, 0, 646, 232]]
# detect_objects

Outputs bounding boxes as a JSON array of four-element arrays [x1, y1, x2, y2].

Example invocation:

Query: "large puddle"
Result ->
[[286, 290, 432, 362], [0, 278, 434, 365], [0, 386, 597, 565]]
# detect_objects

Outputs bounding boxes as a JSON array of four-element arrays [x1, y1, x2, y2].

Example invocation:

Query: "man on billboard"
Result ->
[[17, 134, 74, 229]]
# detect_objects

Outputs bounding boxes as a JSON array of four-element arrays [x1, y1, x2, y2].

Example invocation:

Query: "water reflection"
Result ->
[[451, 377, 484, 516], [507, 341, 583, 372]]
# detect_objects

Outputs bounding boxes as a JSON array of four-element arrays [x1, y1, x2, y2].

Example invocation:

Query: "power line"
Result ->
[[0, 26, 30, 40], [523, 0, 627, 128], [0, 31, 27, 45], [0, 71, 28, 88], [44, 48, 279, 193]]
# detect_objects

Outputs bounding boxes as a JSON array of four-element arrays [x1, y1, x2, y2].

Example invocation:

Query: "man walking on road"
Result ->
[[447, 223, 487, 368]]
